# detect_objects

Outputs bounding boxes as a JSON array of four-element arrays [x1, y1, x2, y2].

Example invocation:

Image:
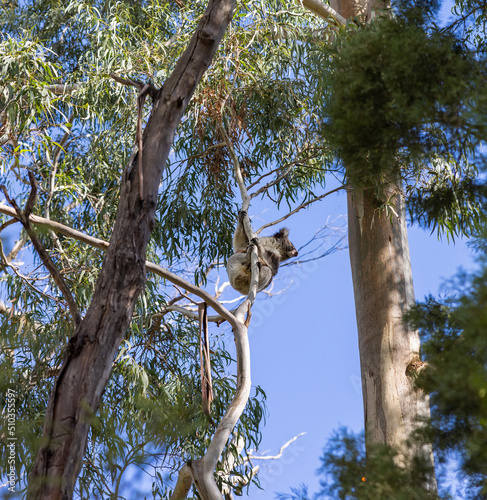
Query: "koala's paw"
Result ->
[[238, 210, 247, 221], [250, 237, 259, 245]]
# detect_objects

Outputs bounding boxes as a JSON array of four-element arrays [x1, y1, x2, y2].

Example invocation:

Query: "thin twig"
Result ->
[[0, 235, 28, 274], [248, 432, 306, 461], [256, 185, 346, 235], [153, 305, 224, 323], [249, 162, 296, 200], [109, 73, 145, 91], [0, 235, 59, 304]]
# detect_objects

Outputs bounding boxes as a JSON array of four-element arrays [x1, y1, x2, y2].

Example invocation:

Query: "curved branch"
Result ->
[[300, 0, 347, 25], [249, 432, 306, 461], [1, 177, 81, 327], [155, 305, 224, 323], [0, 202, 234, 326]]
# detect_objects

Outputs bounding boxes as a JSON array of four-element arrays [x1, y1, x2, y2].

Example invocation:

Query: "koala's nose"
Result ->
[[291, 249, 298, 257]]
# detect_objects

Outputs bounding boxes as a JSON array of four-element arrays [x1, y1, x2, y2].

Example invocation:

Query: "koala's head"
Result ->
[[273, 228, 298, 260]]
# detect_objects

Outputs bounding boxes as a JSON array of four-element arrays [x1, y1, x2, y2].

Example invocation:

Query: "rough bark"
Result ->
[[27, 1, 236, 498]]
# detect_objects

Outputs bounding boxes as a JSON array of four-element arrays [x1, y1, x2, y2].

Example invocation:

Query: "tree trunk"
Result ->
[[27, 1, 236, 498], [347, 189, 434, 463], [330, 0, 436, 487]]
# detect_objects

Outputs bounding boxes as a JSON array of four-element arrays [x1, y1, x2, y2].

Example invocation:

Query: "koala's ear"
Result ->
[[275, 228, 289, 238]]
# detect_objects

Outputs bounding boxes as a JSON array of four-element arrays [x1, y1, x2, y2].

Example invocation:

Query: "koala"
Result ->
[[226, 211, 298, 295]]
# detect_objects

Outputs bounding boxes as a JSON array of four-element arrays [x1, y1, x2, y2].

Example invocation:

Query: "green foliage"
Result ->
[[3, 0, 485, 495], [406, 159, 487, 239], [277, 429, 438, 500], [0, 0, 332, 496], [407, 250, 487, 497], [319, 14, 484, 183], [312, 10, 487, 236]]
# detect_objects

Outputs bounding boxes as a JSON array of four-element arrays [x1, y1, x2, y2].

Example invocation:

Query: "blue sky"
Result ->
[[241, 184, 475, 498]]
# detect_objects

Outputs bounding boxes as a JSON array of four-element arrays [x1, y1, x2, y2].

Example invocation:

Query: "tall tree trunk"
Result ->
[[330, 0, 436, 486], [27, 1, 236, 498], [347, 188, 433, 462]]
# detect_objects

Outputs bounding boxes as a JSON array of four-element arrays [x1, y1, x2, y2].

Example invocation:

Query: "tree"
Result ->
[[308, 0, 484, 485], [0, 0, 341, 498], [320, 0, 438, 481], [1, 0, 485, 498], [276, 0, 487, 496]]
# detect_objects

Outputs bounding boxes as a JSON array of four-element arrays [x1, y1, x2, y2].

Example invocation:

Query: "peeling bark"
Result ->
[[27, 1, 236, 498]]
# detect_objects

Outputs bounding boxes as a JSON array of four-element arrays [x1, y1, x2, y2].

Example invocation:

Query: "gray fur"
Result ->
[[227, 212, 298, 295]]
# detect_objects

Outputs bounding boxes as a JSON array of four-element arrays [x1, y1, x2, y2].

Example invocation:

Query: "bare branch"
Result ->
[[0, 233, 27, 274], [0, 219, 61, 304], [109, 73, 146, 91], [0, 203, 109, 251], [249, 432, 306, 461], [220, 121, 250, 215], [256, 185, 346, 234], [154, 305, 224, 323]]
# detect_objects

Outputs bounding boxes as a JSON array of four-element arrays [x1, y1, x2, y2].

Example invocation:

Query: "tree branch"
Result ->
[[0, 233, 27, 274], [1, 175, 81, 327], [220, 122, 249, 208], [249, 432, 306, 461], [170, 464, 194, 500], [109, 72, 146, 91], [154, 305, 224, 323], [300, 0, 347, 25], [256, 185, 346, 234], [0, 202, 237, 323]]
